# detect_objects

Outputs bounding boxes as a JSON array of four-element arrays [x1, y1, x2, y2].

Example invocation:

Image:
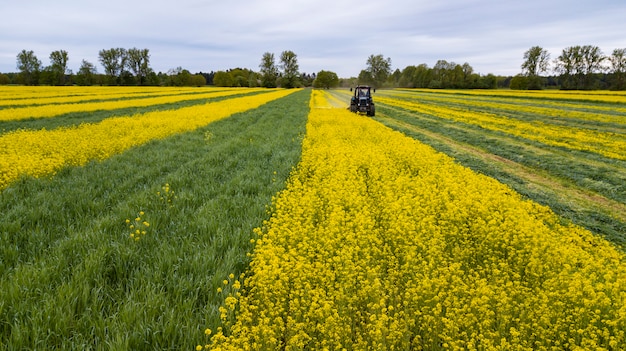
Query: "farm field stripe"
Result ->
[[379, 90, 626, 129], [0, 86, 172, 100], [376, 110, 626, 230], [0, 86, 206, 107], [367, 99, 626, 245], [376, 96, 626, 161], [395, 88, 626, 104], [0, 89, 296, 190], [0, 88, 263, 121], [204, 90, 626, 350]]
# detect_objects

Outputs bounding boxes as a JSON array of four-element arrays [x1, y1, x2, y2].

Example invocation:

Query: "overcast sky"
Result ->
[[1, 0, 625, 77]]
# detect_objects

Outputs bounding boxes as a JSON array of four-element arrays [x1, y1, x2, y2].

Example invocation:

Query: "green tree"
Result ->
[[0, 74, 10, 85], [609, 48, 626, 90], [229, 68, 249, 87], [398, 65, 417, 88], [259, 52, 278, 88], [313, 70, 339, 89], [213, 71, 234, 87], [98, 48, 127, 85], [412, 64, 432, 88], [365, 54, 392, 88], [248, 71, 259, 87], [126, 48, 151, 85], [510, 75, 528, 90], [75, 59, 98, 86], [16, 49, 41, 85], [521, 46, 550, 89], [279, 50, 300, 88], [190, 74, 206, 86], [49, 50, 69, 85], [357, 70, 374, 86]]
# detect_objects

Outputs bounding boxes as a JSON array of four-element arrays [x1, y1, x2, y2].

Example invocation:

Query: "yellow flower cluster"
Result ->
[[0, 86, 201, 107], [376, 96, 626, 161], [0, 89, 296, 190], [385, 89, 626, 124], [126, 211, 150, 241], [206, 90, 626, 350], [157, 183, 177, 208], [395, 88, 626, 104], [0, 87, 264, 121]]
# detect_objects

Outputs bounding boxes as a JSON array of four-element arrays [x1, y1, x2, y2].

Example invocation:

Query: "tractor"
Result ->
[[349, 85, 375, 116]]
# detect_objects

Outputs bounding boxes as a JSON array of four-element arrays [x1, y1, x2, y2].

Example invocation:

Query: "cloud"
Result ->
[[1, 0, 625, 77]]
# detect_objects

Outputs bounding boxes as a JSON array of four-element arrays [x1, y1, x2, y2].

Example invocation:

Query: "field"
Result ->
[[1, 86, 625, 350]]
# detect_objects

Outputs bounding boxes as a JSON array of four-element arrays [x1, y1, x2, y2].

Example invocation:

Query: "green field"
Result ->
[[0, 89, 309, 350], [1, 87, 625, 350]]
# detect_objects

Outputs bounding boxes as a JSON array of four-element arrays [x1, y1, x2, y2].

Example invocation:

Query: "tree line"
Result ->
[[8, 48, 211, 86], [513, 45, 626, 90], [4, 45, 626, 90]]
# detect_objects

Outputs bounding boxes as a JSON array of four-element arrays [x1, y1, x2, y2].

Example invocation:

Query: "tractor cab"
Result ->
[[349, 85, 375, 116]]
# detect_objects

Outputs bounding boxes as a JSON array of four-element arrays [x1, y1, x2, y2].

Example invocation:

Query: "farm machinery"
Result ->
[[349, 85, 375, 116]]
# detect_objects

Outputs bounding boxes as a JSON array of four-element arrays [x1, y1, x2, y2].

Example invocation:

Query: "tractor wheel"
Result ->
[[368, 105, 375, 116]]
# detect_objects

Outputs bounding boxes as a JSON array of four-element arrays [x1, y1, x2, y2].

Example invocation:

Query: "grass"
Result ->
[[0, 89, 310, 350]]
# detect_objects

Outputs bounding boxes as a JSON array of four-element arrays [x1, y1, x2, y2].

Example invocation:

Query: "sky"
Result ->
[[1, 0, 625, 78]]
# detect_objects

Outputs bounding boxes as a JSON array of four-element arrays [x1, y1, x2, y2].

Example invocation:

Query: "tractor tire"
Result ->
[[368, 105, 375, 117]]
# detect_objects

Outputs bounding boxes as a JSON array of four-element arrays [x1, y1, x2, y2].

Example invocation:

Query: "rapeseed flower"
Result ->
[[205, 90, 626, 350], [0, 89, 296, 190]]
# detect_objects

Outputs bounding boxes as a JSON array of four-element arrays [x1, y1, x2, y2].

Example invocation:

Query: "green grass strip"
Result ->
[[0, 89, 311, 350]]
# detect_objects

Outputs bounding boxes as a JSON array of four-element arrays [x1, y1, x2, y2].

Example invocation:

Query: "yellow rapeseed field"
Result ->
[[0, 89, 296, 190], [204, 90, 626, 351], [0, 87, 262, 121], [376, 96, 626, 161], [0, 86, 195, 104]]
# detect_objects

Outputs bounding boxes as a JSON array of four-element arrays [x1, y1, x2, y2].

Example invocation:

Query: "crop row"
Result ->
[[375, 95, 626, 161], [0, 88, 268, 121], [204, 90, 626, 350], [0, 89, 295, 190], [408, 88, 626, 104], [0, 86, 204, 107], [346, 88, 625, 244], [387, 90, 626, 126]]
